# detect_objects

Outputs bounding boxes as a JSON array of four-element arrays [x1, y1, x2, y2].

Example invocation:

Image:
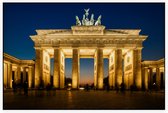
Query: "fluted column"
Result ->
[[60, 51, 65, 89], [32, 66, 35, 88], [72, 48, 80, 89], [35, 49, 43, 88], [163, 68, 165, 88], [7, 63, 12, 88], [53, 48, 60, 88], [133, 49, 142, 89], [94, 50, 98, 88], [14, 70, 17, 82], [148, 68, 153, 89], [17, 66, 21, 83], [97, 48, 104, 89], [94, 57, 97, 88], [23, 67, 26, 82], [3, 63, 7, 88], [144, 67, 149, 90], [156, 67, 161, 89], [115, 49, 122, 87], [28, 67, 33, 88], [108, 52, 113, 88]]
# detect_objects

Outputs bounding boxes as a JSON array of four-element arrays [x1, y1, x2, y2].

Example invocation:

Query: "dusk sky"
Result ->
[[4, 3, 165, 84]]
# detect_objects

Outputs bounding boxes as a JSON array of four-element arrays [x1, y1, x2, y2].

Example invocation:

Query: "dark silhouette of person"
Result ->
[[120, 83, 125, 94], [12, 81, 17, 93], [115, 85, 119, 93], [39, 80, 44, 90], [85, 84, 89, 91], [106, 85, 110, 92], [23, 81, 28, 96], [46, 83, 51, 96]]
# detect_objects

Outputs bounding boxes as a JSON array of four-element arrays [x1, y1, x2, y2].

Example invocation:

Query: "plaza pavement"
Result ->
[[3, 89, 165, 110]]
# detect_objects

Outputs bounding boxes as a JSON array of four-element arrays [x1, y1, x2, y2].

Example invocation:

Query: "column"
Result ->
[[94, 52, 97, 88], [32, 66, 35, 88], [133, 49, 142, 89], [72, 48, 80, 89], [3, 63, 7, 88], [14, 70, 17, 82], [7, 63, 12, 88], [148, 68, 153, 89], [17, 66, 21, 83], [156, 67, 161, 89], [28, 67, 33, 88], [108, 52, 113, 88], [35, 48, 43, 88], [141, 67, 145, 90], [163, 68, 165, 89], [53, 48, 60, 88], [144, 67, 149, 90], [23, 67, 26, 82], [97, 48, 104, 89], [114, 49, 122, 87], [60, 50, 65, 89]]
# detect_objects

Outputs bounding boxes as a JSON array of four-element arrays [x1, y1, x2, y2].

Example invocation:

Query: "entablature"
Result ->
[[3, 53, 35, 66], [141, 58, 164, 68]]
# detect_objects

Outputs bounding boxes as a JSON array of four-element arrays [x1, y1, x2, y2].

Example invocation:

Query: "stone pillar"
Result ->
[[35, 49, 43, 88], [14, 70, 17, 82], [17, 66, 21, 83], [133, 49, 142, 89], [94, 62, 97, 88], [7, 63, 12, 88], [60, 50, 65, 89], [156, 67, 161, 89], [163, 68, 165, 89], [72, 48, 80, 89], [32, 66, 35, 88], [28, 67, 33, 88], [97, 48, 104, 89], [141, 67, 145, 90], [3, 63, 7, 88], [53, 48, 60, 88], [148, 68, 153, 89], [23, 67, 26, 82], [144, 67, 149, 90], [114, 49, 122, 87], [94, 52, 97, 88], [108, 52, 113, 89]]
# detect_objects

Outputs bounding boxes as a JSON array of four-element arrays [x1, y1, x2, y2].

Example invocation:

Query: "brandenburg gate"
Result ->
[[30, 9, 147, 89]]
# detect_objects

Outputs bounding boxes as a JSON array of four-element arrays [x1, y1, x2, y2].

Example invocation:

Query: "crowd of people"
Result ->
[[12, 80, 28, 95], [11, 80, 157, 96]]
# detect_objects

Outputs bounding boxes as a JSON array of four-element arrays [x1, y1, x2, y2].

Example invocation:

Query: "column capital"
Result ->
[[28, 66, 33, 68], [72, 47, 79, 49], [144, 67, 149, 69], [113, 48, 122, 50], [156, 66, 160, 69], [53, 47, 60, 49], [96, 47, 104, 49]]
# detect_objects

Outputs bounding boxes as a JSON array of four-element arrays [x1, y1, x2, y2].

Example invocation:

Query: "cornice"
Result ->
[[3, 53, 35, 65]]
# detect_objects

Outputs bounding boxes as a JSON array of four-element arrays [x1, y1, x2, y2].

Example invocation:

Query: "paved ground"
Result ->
[[3, 89, 165, 110]]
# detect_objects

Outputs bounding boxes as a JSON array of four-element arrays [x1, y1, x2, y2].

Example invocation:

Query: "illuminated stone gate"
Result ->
[[3, 9, 164, 90], [29, 9, 149, 89]]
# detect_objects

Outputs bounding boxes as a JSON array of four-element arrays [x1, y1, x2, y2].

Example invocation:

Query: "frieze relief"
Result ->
[[109, 64, 114, 71], [35, 38, 143, 45], [125, 64, 132, 71]]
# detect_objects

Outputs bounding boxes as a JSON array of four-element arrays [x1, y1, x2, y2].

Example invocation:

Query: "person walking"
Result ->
[[23, 81, 28, 96]]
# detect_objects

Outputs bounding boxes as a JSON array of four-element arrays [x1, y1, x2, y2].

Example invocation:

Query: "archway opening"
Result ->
[[80, 58, 94, 88], [65, 58, 72, 88], [50, 58, 54, 87], [103, 58, 109, 89]]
